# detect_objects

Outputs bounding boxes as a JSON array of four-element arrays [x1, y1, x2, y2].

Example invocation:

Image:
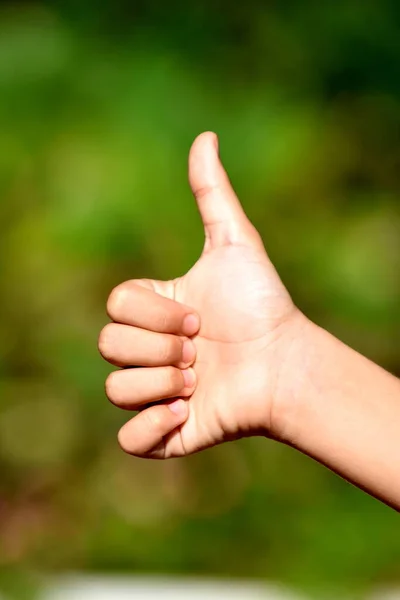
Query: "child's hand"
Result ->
[[98, 131, 400, 508], [98, 132, 306, 459]]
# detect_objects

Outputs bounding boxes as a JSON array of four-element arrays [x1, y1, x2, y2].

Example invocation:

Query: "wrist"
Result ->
[[268, 311, 322, 444], [269, 311, 400, 509]]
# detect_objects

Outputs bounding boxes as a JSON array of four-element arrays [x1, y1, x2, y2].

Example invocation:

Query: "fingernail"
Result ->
[[182, 367, 196, 389], [182, 338, 196, 364], [169, 399, 188, 418], [183, 313, 200, 336]]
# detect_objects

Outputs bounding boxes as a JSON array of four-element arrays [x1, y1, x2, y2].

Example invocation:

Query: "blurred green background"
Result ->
[[0, 0, 399, 598]]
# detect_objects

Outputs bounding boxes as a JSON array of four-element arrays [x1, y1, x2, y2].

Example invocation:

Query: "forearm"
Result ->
[[279, 319, 400, 510]]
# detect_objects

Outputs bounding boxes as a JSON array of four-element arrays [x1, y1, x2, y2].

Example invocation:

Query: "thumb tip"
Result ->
[[190, 131, 219, 159], [168, 399, 189, 422], [188, 131, 221, 186]]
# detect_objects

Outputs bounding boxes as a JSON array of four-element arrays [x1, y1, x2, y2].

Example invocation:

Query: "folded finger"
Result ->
[[98, 323, 196, 368], [107, 280, 200, 336], [118, 399, 188, 458], [106, 366, 196, 410]]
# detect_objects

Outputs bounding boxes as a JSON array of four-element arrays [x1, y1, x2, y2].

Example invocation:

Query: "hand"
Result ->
[[98, 132, 306, 459]]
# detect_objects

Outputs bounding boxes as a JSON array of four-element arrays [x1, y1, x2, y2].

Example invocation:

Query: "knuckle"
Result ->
[[105, 371, 119, 403], [98, 323, 116, 358], [193, 182, 219, 201], [117, 427, 132, 454], [106, 282, 130, 318]]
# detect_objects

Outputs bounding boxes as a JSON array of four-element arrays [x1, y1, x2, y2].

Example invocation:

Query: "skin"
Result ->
[[98, 132, 400, 510]]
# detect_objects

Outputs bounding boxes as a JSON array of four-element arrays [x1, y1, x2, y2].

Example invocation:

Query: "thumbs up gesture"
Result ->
[[99, 132, 306, 458]]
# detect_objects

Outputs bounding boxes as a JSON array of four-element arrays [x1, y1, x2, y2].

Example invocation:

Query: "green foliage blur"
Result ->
[[0, 0, 399, 597]]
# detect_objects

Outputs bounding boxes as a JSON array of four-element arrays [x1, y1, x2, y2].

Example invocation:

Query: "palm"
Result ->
[[156, 237, 294, 457]]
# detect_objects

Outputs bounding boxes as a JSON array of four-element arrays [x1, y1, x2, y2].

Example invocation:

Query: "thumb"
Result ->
[[189, 131, 262, 251]]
